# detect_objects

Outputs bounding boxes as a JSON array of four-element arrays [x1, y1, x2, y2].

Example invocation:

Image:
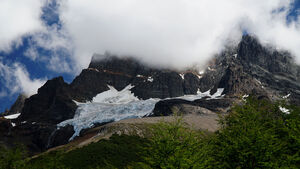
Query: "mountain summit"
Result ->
[[1, 35, 300, 154]]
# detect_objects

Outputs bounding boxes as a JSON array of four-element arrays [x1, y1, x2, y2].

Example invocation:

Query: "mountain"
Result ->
[[0, 94, 27, 117], [1, 35, 300, 155]]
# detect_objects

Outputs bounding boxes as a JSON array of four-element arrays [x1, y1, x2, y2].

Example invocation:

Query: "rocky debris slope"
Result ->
[[1, 35, 300, 154]]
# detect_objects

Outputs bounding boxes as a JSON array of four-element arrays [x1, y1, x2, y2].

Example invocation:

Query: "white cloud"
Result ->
[[0, 0, 45, 52], [24, 46, 39, 61], [26, 24, 75, 73], [0, 61, 46, 97], [0, 0, 300, 74], [57, 0, 300, 70], [0, 0, 75, 74]]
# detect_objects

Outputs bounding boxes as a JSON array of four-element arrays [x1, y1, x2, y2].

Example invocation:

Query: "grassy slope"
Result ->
[[24, 134, 149, 169]]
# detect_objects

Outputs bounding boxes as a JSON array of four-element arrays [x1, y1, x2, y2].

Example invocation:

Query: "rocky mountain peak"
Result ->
[[18, 76, 77, 124], [2, 35, 300, 154]]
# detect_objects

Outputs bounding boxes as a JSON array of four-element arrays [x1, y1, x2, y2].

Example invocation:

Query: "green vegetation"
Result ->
[[0, 144, 27, 169], [138, 118, 207, 168], [206, 98, 300, 168], [23, 135, 148, 169], [1, 97, 299, 168]]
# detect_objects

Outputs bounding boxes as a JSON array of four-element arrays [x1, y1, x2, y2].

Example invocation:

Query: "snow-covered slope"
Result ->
[[4, 113, 21, 119], [58, 85, 224, 140]]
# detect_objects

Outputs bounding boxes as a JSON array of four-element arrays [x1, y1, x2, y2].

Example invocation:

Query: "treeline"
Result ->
[[1, 97, 299, 169]]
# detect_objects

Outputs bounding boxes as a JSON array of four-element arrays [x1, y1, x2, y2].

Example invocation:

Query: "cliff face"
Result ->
[[73, 54, 202, 100], [2, 35, 300, 154]]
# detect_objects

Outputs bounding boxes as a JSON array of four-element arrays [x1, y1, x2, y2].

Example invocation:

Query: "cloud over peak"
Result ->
[[0, 0, 300, 98], [58, 0, 300, 69]]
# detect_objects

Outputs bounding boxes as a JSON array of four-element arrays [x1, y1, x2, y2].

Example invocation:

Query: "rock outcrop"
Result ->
[[18, 77, 77, 124]]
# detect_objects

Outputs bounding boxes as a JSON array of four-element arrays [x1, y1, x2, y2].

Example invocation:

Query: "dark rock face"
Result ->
[[18, 77, 77, 124], [74, 55, 201, 100], [47, 125, 75, 149], [70, 69, 109, 101], [132, 71, 185, 99], [194, 98, 233, 112], [218, 64, 264, 96], [10, 94, 27, 114], [238, 35, 298, 76], [183, 73, 200, 94], [0, 122, 56, 154], [235, 35, 300, 99], [1, 77, 78, 154], [152, 98, 233, 116], [0, 118, 13, 137], [152, 99, 194, 116]]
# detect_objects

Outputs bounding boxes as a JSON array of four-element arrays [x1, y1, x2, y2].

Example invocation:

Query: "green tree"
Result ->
[[206, 97, 300, 169], [141, 117, 208, 169]]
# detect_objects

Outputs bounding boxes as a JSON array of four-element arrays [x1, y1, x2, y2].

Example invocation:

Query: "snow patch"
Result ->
[[207, 67, 216, 71], [242, 94, 249, 101], [87, 68, 99, 72], [279, 106, 290, 114], [283, 94, 290, 99], [233, 54, 238, 58], [147, 77, 154, 82], [212, 88, 224, 98], [179, 73, 185, 80], [93, 85, 138, 104], [177, 88, 224, 101], [73, 100, 84, 106], [4, 113, 21, 119]]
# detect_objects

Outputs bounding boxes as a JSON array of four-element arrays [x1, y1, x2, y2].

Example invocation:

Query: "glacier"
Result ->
[[58, 85, 224, 140]]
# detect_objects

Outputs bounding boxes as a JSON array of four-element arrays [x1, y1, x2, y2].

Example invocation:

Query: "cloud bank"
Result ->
[[0, 0, 44, 52], [0, 0, 300, 97], [58, 0, 300, 69]]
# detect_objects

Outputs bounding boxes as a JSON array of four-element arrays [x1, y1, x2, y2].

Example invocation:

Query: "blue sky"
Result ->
[[0, 0, 300, 113], [0, 1, 74, 112]]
